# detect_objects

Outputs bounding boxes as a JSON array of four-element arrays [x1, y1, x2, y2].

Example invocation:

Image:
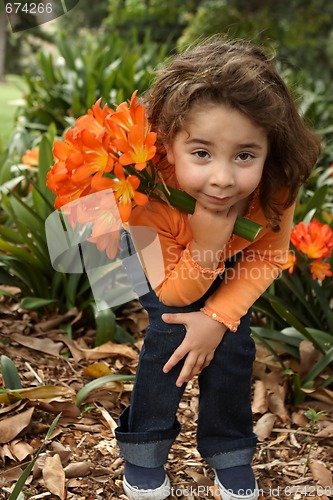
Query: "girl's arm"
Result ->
[[201, 202, 296, 331], [128, 200, 236, 305]]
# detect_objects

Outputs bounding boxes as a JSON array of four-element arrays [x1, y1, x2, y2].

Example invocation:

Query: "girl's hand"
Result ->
[[189, 203, 238, 269], [162, 311, 228, 387]]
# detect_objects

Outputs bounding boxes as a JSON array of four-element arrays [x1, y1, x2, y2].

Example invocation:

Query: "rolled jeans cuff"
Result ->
[[115, 407, 181, 468], [203, 445, 257, 470]]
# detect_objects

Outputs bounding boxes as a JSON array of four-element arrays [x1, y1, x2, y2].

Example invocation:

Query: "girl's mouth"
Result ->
[[204, 194, 232, 204]]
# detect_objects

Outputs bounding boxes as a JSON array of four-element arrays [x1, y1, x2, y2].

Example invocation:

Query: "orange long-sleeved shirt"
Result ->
[[129, 167, 294, 332]]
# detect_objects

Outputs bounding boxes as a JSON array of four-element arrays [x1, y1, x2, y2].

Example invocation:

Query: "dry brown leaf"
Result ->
[[309, 460, 333, 488], [291, 411, 308, 427], [299, 340, 322, 378], [9, 439, 34, 461], [55, 336, 84, 364], [43, 453, 66, 499], [252, 380, 268, 414], [1, 443, 15, 461], [0, 466, 24, 482], [33, 447, 72, 479], [64, 461, 92, 478], [268, 388, 288, 420], [98, 406, 118, 433], [34, 308, 79, 332], [253, 412, 276, 441], [0, 400, 27, 416], [10, 333, 64, 357], [80, 341, 137, 361], [302, 386, 333, 405], [0, 386, 75, 406], [184, 468, 213, 486], [316, 422, 333, 438], [0, 406, 34, 444]]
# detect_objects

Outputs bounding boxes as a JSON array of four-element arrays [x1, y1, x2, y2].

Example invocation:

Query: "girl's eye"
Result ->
[[237, 152, 254, 161], [193, 150, 209, 159]]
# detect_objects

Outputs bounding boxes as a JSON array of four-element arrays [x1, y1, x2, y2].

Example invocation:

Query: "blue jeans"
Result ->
[[115, 236, 257, 469]]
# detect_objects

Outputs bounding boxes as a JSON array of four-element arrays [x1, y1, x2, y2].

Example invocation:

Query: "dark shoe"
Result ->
[[123, 462, 170, 500], [214, 465, 259, 500]]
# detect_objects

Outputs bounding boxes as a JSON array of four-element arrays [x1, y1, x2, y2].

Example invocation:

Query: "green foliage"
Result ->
[[178, 0, 333, 80], [252, 162, 333, 404], [0, 355, 22, 389], [16, 31, 169, 134], [106, 0, 201, 46]]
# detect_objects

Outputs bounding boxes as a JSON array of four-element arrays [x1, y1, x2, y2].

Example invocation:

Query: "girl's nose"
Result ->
[[210, 162, 235, 188]]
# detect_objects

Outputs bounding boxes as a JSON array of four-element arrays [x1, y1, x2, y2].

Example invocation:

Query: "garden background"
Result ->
[[0, 1, 332, 498]]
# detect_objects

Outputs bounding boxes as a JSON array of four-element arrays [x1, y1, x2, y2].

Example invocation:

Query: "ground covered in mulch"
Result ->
[[0, 295, 332, 500]]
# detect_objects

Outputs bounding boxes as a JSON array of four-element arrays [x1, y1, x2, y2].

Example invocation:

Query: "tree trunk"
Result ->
[[0, 15, 7, 82]]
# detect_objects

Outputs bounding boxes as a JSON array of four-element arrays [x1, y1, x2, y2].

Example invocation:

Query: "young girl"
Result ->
[[115, 38, 321, 500]]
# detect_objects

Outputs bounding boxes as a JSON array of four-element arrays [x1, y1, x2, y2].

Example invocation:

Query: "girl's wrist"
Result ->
[[188, 240, 224, 270]]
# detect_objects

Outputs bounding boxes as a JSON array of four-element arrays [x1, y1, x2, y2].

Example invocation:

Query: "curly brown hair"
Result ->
[[144, 38, 321, 230]]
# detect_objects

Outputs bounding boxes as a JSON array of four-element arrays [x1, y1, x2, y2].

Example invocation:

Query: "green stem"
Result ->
[[154, 183, 262, 242]]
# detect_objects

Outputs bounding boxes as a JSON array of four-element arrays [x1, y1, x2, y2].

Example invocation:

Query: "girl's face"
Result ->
[[165, 103, 268, 214]]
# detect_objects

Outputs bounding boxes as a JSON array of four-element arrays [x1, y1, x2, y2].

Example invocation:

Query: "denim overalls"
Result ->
[[115, 232, 257, 470]]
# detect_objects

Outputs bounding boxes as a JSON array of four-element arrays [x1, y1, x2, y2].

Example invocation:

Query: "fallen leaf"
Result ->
[[252, 380, 268, 414], [309, 460, 333, 488], [43, 453, 66, 499], [34, 308, 79, 332], [302, 387, 333, 405], [55, 336, 84, 364], [84, 362, 113, 378], [64, 461, 92, 478], [316, 422, 333, 438], [80, 341, 137, 361], [11, 333, 64, 357], [299, 340, 321, 377], [0, 466, 24, 482], [253, 413, 276, 441], [98, 406, 118, 433], [9, 439, 34, 461], [184, 468, 213, 486], [0, 385, 75, 405], [0, 407, 34, 444]]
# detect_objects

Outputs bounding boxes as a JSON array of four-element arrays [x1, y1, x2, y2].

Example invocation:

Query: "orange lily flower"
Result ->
[[46, 160, 93, 209], [107, 91, 141, 135], [92, 164, 148, 222], [71, 190, 122, 260], [310, 260, 333, 281], [76, 98, 114, 135], [108, 91, 157, 170], [291, 219, 333, 260], [282, 251, 296, 274], [22, 147, 39, 166]]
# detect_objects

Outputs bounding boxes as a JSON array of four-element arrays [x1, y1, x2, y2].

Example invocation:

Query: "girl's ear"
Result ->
[[164, 143, 175, 165]]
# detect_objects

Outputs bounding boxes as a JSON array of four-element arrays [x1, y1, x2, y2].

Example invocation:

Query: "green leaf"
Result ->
[[115, 324, 135, 344], [0, 355, 22, 389], [93, 305, 117, 346], [303, 346, 333, 384], [37, 135, 55, 201], [76, 374, 135, 406], [269, 298, 325, 353], [0, 225, 24, 244], [302, 185, 328, 215], [20, 297, 60, 310]]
